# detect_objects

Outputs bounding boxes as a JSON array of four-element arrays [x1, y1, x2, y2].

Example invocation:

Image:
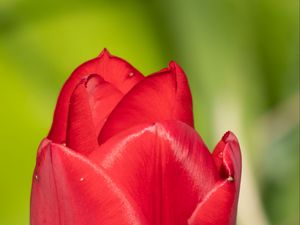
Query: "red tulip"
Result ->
[[30, 49, 241, 225]]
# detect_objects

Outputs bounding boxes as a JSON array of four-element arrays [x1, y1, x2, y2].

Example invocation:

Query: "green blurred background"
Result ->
[[0, 0, 298, 224]]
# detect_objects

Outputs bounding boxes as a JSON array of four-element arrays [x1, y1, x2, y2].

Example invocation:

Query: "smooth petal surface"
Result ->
[[188, 132, 242, 225], [66, 79, 98, 155], [66, 74, 123, 154], [98, 62, 194, 144], [31, 139, 148, 225], [90, 120, 218, 225], [48, 49, 143, 144], [85, 75, 123, 134]]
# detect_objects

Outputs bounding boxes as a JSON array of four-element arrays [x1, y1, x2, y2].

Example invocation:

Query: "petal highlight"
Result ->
[[90, 121, 217, 225]]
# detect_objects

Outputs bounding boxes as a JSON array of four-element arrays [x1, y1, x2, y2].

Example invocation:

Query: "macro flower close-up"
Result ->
[[30, 49, 242, 225], [1, 1, 298, 224]]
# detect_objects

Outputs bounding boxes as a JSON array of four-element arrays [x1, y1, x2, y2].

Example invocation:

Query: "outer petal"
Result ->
[[89, 121, 218, 225], [188, 132, 242, 225], [98, 62, 194, 144], [30, 139, 148, 225], [48, 49, 143, 144]]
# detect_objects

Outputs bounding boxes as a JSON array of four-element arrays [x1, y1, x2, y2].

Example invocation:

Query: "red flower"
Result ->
[[30, 49, 242, 225]]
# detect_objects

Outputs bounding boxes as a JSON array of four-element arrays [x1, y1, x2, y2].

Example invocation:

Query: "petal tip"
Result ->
[[213, 131, 241, 182], [222, 131, 239, 143], [168, 60, 179, 70], [98, 48, 111, 58]]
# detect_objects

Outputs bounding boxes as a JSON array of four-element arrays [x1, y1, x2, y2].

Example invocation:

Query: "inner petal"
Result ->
[[66, 74, 124, 154]]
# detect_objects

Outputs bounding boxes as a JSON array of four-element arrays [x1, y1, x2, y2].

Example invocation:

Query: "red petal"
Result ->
[[66, 79, 98, 155], [212, 131, 242, 183], [85, 75, 123, 134], [66, 74, 124, 154], [188, 132, 242, 225], [48, 49, 143, 144], [188, 180, 238, 225], [30, 140, 148, 225], [98, 62, 194, 144], [89, 121, 217, 225]]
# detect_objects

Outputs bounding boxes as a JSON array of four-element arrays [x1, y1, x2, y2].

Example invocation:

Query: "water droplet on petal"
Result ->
[[34, 174, 39, 181], [227, 176, 234, 182], [128, 72, 134, 77], [79, 177, 84, 182]]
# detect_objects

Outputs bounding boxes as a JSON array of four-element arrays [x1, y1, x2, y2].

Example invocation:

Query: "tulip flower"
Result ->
[[30, 49, 242, 225]]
